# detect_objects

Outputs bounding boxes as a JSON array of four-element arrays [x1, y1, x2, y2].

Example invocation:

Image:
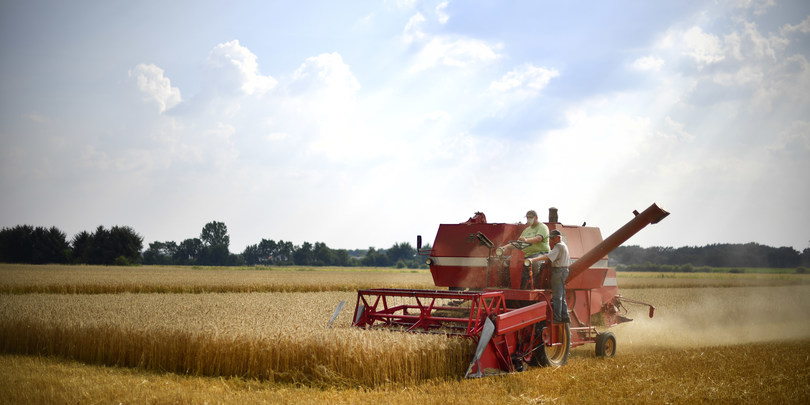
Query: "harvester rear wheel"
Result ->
[[595, 332, 616, 357], [531, 323, 570, 367]]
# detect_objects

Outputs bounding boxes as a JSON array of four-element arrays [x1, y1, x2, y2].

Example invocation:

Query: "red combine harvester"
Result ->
[[352, 203, 669, 376]]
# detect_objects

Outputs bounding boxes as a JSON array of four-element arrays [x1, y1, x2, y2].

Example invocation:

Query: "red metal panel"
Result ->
[[431, 223, 521, 256], [547, 224, 605, 263], [497, 288, 548, 302], [577, 227, 605, 258], [566, 267, 608, 290], [429, 223, 521, 288], [496, 301, 547, 335]]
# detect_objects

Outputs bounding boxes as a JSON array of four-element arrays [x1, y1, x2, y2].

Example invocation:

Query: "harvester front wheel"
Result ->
[[595, 332, 616, 357], [531, 323, 570, 367]]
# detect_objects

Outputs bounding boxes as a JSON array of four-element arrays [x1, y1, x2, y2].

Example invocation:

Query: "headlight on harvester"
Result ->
[[425, 258, 434, 265], [495, 247, 504, 257], [524, 259, 531, 267]]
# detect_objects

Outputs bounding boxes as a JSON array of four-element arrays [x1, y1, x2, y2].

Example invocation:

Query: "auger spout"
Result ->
[[566, 203, 669, 284]]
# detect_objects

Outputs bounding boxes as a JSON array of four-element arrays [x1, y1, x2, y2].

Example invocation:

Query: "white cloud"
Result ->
[[656, 116, 695, 142], [682, 26, 725, 66], [129, 64, 181, 113], [725, 21, 781, 62], [394, 0, 417, 9], [631, 55, 665, 71], [410, 37, 502, 72], [286, 52, 373, 160], [538, 103, 655, 171], [290, 52, 361, 122], [486, 63, 559, 113], [436, 2, 450, 24], [205, 40, 277, 96], [656, 16, 810, 113], [403, 12, 426, 44], [489, 64, 559, 92], [781, 15, 810, 35], [731, 0, 775, 15], [292, 53, 360, 94], [403, 8, 501, 73], [768, 120, 810, 157]]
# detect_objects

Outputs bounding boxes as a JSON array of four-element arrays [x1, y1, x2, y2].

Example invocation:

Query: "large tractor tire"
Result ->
[[531, 323, 571, 367], [595, 332, 617, 357]]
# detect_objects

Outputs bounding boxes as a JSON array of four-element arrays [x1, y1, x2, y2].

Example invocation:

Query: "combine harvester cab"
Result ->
[[352, 204, 669, 376]]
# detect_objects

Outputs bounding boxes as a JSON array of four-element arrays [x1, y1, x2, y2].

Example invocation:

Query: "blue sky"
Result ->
[[1, 0, 809, 253]]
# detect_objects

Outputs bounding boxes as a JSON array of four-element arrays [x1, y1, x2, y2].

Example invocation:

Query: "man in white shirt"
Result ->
[[531, 229, 570, 323]]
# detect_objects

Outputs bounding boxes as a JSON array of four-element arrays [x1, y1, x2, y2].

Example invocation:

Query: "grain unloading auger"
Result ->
[[351, 203, 669, 376]]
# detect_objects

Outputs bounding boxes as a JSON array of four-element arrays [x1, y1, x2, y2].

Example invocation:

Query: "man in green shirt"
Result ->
[[518, 210, 550, 256], [499, 210, 550, 288]]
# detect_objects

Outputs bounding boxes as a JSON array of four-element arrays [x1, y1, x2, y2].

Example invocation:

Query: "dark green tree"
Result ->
[[361, 247, 390, 267], [201, 221, 229, 248], [333, 249, 354, 266], [0, 225, 70, 264], [174, 238, 203, 265], [109, 226, 143, 265], [313, 242, 334, 266], [387, 242, 416, 266], [71, 231, 93, 264], [273, 240, 295, 265], [293, 242, 315, 265], [242, 243, 261, 266], [69, 225, 142, 265], [199, 221, 231, 266], [143, 241, 178, 265]]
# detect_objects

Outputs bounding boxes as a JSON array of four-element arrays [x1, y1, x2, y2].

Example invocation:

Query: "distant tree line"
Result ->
[[611, 243, 810, 269], [7, 221, 806, 271], [0, 221, 425, 268], [141, 221, 426, 268], [144, 221, 426, 268], [0, 224, 142, 265]]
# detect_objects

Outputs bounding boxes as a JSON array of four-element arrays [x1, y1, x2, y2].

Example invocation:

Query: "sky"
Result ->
[[1, 0, 809, 254]]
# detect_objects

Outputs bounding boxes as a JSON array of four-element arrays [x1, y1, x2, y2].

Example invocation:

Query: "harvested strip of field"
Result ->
[[0, 264, 435, 294], [0, 292, 473, 386]]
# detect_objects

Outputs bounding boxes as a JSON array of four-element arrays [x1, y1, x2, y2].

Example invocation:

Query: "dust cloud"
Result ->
[[608, 285, 810, 352]]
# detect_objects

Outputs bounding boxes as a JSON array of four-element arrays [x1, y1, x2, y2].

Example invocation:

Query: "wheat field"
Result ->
[[0, 264, 435, 294], [1, 264, 809, 403]]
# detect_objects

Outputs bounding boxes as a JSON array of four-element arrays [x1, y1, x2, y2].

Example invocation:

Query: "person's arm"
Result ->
[[518, 228, 544, 243], [528, 234, 546, 243], [531, 245, 559, 264]]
